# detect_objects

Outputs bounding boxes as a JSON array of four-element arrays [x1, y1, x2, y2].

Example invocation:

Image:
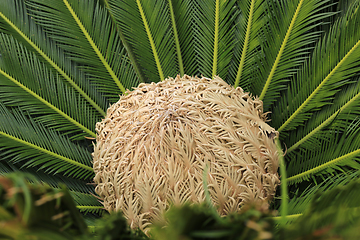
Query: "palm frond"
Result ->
[[167, 0, 184, 76], [193, 0, 237, 78], [0, 161, 12, 175], [170, 0, 197, 75], [285, 80, 360, 153], [0, 160, 95, 194], [0, 0, 107, 116], [108, 0, 179, 82], [26, 0, 139, 102], [284, 177, 360, 238], [335, 0, 357, 17], [0, 104, 94, 180], [0, 34, 98, 139], [255, 0, 334, 110], [273, 1, 360, 133], [228, 0, 265, 89], [102, 1, 146, 85], [71, 191, 105, 215], [287, 119, 360, 185], [285, 169, 360, 220]]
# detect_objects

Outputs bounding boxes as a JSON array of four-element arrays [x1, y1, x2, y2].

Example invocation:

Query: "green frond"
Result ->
[[102, 0, 146, 85], [0, 161, 12, 175], [108, 0, 179, 82], [284, 177, 360, 238], [136, 0, 165, 80], [0, 161, 95, 194], [273, 1, 360, 132], [255, 0, 334, 110], [285, 80, 360, 153], [334, 0, 357, 18], [26, 0, 139, 102], [287, 120, 360, 185], [71, 191, 105, 215], [0, 34, 98, 139], [168, 0, 184, 76], [274, 170, 360, 227], [0, 0, 107, 115], [171, 0, 198, 75], [285, 170, 360, 218], [0, 104, 94, 180], [229, 0, 265, 89], [77, 206, 105, 215], [193, 0, 237, 78]]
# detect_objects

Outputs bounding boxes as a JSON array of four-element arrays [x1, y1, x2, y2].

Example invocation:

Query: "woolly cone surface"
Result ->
[[93, 75, 280, 232]]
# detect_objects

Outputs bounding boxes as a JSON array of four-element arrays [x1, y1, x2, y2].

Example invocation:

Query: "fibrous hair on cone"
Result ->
[[93, 75, 280, 232]]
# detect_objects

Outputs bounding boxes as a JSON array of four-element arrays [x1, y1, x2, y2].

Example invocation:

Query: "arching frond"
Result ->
[[0, 0, 107, 115], [228, 0, 265, 89], [108, 0, 179, 82], [71, 191, 106, 215], [286, 169, 360, 219], [0, 104, 94, 180], [167, 0, 184, 76], [193, 0, 237, 78], [170, 0, 197, 75], [287, 120, 360, 185], [25, 0, 139, 102], [273, 1, 360, 133], [284, 178, 360, 238], [0, 161, 95, 194], [0, 34, 97, 139], [255, 0, 334, 110], [285, 80, 360, 153], [0, 160, 104, 215]]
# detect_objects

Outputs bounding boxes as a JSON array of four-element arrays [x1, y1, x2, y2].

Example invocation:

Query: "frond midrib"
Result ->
[[272, 213, 302, 221], [287, 148, 360, 184], [76, 206, 104, 209], [234, 0, 255, 88], [211, 0, 220, 77]]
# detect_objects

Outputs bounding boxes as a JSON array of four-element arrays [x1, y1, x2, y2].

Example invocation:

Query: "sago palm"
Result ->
[[0, 0, 360, 233]]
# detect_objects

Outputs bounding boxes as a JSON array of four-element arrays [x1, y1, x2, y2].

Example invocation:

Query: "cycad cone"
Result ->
[[93, 75, 280, 232]]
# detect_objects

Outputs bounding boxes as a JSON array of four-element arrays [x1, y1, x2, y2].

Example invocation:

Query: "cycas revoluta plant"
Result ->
[[0, 0, 360, 235]]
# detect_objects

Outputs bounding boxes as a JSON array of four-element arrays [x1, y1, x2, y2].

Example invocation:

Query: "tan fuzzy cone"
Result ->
[[93, 75, 280, 232]]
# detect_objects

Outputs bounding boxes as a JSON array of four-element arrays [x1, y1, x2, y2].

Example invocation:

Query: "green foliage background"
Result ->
[[0, 0, 360, 237]]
